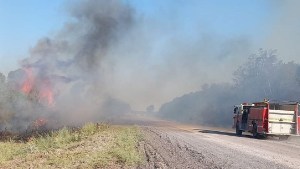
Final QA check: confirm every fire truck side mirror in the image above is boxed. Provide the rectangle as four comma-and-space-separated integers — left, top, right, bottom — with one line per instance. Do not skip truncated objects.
234, 107, 238, 114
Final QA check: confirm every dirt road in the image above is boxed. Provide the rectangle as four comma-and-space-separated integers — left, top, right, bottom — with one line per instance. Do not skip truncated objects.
136, 120, 300, 169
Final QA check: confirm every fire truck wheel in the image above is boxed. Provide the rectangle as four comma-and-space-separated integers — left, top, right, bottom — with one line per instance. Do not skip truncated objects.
252, 123, 258, 138
260, 134, 267, 139
236, 125, 242, 136
279, 135, 289, 140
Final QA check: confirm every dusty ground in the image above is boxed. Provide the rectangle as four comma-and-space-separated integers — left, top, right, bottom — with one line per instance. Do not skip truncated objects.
2, 116, 299, 168
135, 118, 300, 169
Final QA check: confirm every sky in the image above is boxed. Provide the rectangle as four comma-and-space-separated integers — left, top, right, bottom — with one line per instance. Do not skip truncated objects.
0, 0, 274, 75
131, 0, 272, 36
0, 0, 66, 74
1, 0, 300, 111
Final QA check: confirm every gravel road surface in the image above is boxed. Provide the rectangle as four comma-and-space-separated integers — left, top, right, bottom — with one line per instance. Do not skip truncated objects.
137, 121, 300, 169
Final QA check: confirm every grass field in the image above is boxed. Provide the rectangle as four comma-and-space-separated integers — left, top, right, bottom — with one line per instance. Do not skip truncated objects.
0, 123, 143, 168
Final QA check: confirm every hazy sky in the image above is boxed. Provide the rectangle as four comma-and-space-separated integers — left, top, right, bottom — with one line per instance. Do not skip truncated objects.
1, 0, 299, 110
0, 0, 274, 75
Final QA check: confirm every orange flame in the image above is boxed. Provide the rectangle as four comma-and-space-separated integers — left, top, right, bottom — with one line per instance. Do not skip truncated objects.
32, 118, 47, 128
21, 68, 34, 94
40, 80, 54, 106
21, 68, 54, 106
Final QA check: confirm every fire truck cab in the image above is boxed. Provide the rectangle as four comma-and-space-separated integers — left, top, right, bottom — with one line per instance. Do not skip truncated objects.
233, 101, 300, 139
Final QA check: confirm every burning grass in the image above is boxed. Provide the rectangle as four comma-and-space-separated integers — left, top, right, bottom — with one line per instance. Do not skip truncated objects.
0, 123, 143, 168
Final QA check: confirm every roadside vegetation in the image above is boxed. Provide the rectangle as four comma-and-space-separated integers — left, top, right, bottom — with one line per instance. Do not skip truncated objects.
0, 123, 143, 168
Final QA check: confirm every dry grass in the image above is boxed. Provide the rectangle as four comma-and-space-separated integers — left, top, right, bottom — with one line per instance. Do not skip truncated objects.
0, 123, 143, 168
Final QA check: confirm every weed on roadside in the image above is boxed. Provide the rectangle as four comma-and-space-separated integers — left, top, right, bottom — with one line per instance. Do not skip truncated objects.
0, 123, 143, 168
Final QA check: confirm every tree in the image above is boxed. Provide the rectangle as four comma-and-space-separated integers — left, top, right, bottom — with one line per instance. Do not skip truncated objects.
0, 72, 5, 84
233, 49, 300, 101
159, 49, 300, 127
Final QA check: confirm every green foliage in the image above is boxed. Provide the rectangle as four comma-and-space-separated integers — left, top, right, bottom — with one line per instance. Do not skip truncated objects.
81, 122, 98, 137
0, 141, 25, 164
108, 126, 143, 166
29, 127, 81, 152
0, 124, 143, 168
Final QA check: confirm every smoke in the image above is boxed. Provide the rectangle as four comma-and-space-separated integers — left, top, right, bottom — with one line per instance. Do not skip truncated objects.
1, 0, 299, 130
265, 0, 300, 62
158, 1, 300, 127
159, 49, 300, 127
0, 0, 135, 131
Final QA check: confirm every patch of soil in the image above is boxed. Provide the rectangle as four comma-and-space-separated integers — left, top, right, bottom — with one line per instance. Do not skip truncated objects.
137, 127, 220, 169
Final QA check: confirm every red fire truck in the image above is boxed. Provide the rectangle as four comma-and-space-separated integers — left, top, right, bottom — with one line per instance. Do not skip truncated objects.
233, 101, 300, 139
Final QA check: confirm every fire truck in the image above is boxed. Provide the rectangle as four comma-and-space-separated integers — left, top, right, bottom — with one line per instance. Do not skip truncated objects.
233, 100, 300, 139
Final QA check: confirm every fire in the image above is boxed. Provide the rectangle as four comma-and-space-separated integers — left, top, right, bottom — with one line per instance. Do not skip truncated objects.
21, 67, 55, 106
39, 80, 54, 106
32, 118, 47, 129
21, 68, 34, 94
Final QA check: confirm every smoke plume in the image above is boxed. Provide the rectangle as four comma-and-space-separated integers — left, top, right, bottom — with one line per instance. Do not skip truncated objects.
159, 49, 300, 127
265, 0, 300, 62
158, 1, 300, 127
0, 0, 135, 130
0, 0, 299, 130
